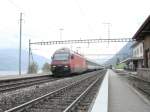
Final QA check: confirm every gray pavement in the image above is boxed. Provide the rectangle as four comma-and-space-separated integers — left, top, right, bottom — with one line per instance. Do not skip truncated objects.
108, 70, 150, 112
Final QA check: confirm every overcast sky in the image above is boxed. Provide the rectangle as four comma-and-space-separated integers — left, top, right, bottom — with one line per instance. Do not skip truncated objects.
0, 0, 150, 62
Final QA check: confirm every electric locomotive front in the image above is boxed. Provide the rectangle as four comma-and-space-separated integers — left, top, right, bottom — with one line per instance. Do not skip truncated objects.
51, 49, 71, 76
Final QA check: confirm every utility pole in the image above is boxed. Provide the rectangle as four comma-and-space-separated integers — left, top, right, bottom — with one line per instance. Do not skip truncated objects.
59, 28, 64, 41
103, 22, 111, 45
70, 45, 72, 50
28, 39, 31, 73
19, 12, 22, 75
76, 47, 81, 53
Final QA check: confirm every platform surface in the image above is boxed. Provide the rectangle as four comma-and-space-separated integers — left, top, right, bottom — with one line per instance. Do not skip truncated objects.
0, 73, 50, 81
108, 70, 150, 112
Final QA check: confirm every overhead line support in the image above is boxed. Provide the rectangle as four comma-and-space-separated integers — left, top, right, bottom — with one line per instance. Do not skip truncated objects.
30, 38, 135, 45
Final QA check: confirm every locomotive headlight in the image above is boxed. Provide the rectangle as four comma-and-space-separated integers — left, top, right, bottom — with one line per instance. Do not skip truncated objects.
64, 65, 68, 68
52, 65, 56, 68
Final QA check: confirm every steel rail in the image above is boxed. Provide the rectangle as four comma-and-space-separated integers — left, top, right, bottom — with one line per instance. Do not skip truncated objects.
137, 86, 150, 96
0, 78, 58, 93
63, 74, 103, 112
130, 75, 150, 83
0, 77, 50, 87
4, 73, 99, 112
0, 75, 51, 84
129, 75, 150, 97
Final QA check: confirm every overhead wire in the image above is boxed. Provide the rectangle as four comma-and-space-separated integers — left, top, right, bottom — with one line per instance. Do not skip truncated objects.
7, 0, 24, 12
74, 0, 96, 36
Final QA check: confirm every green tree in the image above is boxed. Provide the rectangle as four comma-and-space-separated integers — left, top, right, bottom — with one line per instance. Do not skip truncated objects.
28, 62, 38, 74
116, 58, 120, 65
42, 62, 51, 73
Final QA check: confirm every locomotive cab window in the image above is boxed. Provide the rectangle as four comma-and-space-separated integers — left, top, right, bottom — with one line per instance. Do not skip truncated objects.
53, 53, 69, 60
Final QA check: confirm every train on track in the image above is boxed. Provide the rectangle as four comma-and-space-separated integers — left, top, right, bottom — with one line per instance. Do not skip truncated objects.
51, 48, 103, 76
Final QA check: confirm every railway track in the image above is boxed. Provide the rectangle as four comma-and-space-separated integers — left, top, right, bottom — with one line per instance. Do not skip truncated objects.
0, 76, 60, 93
129, 75, 150, 97
4, 70, 105, 112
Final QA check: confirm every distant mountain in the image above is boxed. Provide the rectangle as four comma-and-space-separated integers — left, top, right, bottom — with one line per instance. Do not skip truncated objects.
0, 49, 50, 71
91, 58, 108, 65
104, 42, 133, 66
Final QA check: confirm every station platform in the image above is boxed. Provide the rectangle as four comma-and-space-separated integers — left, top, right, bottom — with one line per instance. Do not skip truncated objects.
90, 69, 108, 112
115, 69, 137, 75
0, 73, 50, 81
91, 69, 150, 112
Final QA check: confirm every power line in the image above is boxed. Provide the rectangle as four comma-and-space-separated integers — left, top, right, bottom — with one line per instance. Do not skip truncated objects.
74, 0, 95, 35
7, 0, 24, 12
84, 53, 129, 56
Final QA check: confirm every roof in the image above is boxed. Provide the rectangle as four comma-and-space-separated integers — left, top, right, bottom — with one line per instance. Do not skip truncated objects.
132, 15, 150, 40
120, 57, 143, 63
55, 48, 84, 57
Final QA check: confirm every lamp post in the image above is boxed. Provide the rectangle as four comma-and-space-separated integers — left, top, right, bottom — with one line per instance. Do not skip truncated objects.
59, 28, 64, 41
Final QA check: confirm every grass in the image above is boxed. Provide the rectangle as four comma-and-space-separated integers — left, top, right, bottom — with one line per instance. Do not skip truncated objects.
115, 63, 127, 69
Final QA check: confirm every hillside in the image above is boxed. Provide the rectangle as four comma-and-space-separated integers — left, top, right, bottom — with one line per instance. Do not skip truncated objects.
0, 49, 50, 71
104, 42, 133, 66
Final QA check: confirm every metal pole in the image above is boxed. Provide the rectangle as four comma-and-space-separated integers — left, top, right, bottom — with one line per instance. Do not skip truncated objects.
59, 28, 63, 41
19, 12, 22, 75
103, 22, 111, 45
28, 39, 31, 73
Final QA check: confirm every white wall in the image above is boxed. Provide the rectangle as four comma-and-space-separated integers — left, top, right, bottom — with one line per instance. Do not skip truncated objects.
133, 42, 143, 58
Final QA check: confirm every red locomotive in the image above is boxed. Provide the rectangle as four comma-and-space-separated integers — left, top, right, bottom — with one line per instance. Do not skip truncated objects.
51, 48, 101, 76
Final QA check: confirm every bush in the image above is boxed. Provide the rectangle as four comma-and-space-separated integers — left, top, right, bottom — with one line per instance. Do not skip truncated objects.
27, 62, 38, 74
115, 63, 127, 69
42, 62, 51, 73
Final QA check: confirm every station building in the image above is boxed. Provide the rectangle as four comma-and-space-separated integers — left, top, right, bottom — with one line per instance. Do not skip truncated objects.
131, 41, 144, 69
121, 15, 150, 73
131, 15, 150, 81
120, 41, 144, 71
132, 15, 150, 68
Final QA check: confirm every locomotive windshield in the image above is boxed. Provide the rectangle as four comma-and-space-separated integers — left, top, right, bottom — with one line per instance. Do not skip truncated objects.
53, 53, 69, 60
